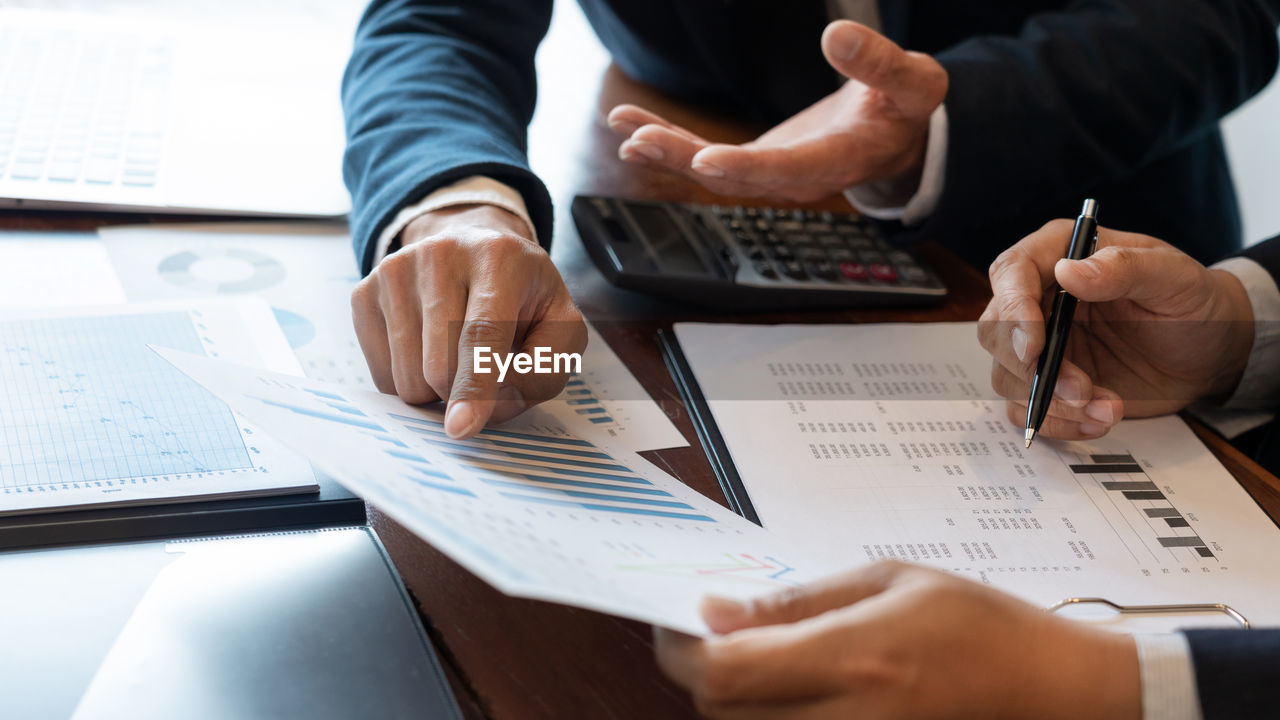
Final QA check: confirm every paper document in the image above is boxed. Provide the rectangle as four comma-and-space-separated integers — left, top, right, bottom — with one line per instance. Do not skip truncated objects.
0, 232, 126, 308
673, 322, 1280, 628
101, 223, 371, 388
0, 299, 316, 515
100, 223, 686, 451
157, 348, 819, 635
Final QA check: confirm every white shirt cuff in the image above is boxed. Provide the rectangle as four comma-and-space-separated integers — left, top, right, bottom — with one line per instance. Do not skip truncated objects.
370, 175, 538, 264
1135, 633, 1203, 720
1189, 257, 1280, 437
843, 103, 948, 226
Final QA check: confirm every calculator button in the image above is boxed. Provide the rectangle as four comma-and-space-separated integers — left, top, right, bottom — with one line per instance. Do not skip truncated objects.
804, 221, 831, 233
753, 261, 778, 279
900, 265, 929, 284
839, 262, 869, 281
860, 251, 888, 265
782, 261, 807, 280
828, 248, 855, 262
870, 263, 899, 283
796, 246, 827, 262
746, 245, 766, 261
769, 246, 795, 261
888, 250, 915, 265
817, 234, 843, 247
808, 261, 838, 280
773, 220, 804, 233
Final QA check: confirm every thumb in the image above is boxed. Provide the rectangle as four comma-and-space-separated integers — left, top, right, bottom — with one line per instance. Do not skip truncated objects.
1055, 246, 1214, 317
700, 561, 910, 634
821, 20, 947, 117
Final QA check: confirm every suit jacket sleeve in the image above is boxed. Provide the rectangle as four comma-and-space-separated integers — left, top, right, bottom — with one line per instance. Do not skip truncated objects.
341, 0, 555, 274
1184, 629, 1280, 719
921, 0, 1280, 256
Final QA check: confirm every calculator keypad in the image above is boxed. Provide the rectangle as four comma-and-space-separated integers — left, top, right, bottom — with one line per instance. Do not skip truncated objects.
704, 206, 938, 289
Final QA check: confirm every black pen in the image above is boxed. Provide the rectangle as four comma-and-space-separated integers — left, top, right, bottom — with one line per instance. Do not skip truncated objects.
1025, 199, 1099, 448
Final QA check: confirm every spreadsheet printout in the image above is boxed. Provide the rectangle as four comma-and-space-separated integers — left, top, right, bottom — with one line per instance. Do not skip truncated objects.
673, 322, 1280, 629
157, 347, 822, 636
0, 299, 315, 514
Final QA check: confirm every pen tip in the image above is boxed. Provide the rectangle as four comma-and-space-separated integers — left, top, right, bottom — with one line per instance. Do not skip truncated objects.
1024, 428, 1036, 448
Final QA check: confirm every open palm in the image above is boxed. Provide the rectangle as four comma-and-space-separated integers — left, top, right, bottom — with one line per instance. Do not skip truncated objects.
609, 21, 948, 203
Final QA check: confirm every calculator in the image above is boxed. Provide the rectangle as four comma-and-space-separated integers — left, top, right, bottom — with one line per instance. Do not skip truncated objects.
571, 195, 946, 310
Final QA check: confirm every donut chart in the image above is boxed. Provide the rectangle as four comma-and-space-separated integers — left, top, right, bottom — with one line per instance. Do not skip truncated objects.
157, 248, 286, 293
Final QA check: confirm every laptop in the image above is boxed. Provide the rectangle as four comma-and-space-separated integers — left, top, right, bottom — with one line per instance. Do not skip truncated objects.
0, 9, 352, 217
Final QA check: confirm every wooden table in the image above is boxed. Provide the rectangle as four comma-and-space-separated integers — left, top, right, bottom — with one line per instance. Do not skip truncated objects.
4, 16, 1278, 720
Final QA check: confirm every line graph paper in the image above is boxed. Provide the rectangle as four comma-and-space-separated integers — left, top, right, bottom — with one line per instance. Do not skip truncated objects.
0, 311, 252, 486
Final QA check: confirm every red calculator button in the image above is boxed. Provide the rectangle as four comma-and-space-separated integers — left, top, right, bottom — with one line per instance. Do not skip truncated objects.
839, 261, 868, 281
870, 263, 898, 283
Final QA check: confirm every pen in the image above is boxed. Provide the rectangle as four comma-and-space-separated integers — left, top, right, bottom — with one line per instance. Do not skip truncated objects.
1024, 199, 1099, 448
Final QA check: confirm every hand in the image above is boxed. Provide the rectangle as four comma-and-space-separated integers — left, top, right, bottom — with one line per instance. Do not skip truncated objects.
654, 561, 1139, 720
608, 21, 948, 203
351, 204, 587, 438
978, 221, 1254, 440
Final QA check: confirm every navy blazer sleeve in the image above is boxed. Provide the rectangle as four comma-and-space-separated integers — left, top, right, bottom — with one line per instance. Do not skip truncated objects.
923, 0, 1280, 256
341, 0, 555, 275
1184, 629, 1280, 719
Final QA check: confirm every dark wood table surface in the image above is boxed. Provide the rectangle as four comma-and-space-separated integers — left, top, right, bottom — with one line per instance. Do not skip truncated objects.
4, 34, 1279, 720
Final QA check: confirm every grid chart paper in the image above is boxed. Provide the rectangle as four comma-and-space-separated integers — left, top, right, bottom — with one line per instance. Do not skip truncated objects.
0, 300, 316, 515
0, 312, 250, 485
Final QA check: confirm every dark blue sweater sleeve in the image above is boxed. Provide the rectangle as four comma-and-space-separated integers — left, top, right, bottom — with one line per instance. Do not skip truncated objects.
341, 0, 555, 275
1184, 629, 1280, 719
922, 0, 1280, 250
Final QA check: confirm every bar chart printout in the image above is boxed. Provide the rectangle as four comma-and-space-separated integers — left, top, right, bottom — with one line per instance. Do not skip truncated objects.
158, 347, 823, 636
1064, 451, 1216, 560
0, 300, 315, 515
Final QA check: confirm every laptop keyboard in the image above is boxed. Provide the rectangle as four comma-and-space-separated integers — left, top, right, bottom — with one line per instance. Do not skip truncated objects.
0, 24, 170, 187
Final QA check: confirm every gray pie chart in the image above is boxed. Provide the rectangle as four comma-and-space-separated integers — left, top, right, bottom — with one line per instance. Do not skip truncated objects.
157, 248, 286, 293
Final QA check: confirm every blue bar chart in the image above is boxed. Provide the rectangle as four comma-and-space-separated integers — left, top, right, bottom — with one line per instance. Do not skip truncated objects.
390, 413, 714, 522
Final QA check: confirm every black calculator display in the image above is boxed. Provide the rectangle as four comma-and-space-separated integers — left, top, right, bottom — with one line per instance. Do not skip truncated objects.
571, 195, 946, 310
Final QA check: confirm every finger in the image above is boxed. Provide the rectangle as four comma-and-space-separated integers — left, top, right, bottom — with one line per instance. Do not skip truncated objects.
655, 619, 856, 705
446, 293, 519, 439
979, 220, 1079, 369
1005, 400, 1116, 440
992, 362, 1124, 427
487, 301, 589, 426
989, 355, 1098, 409
690, 140, 848, 195
620, 123, 706, 172
821, 20, 947, 116
620, 125, 766, 197
1055, 245, 1214, 317
377, 276, 438, 405
351, 278, 396, 395
700, 560, 910, 634
606, 104, 708, 142
419, 282, 466, 400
